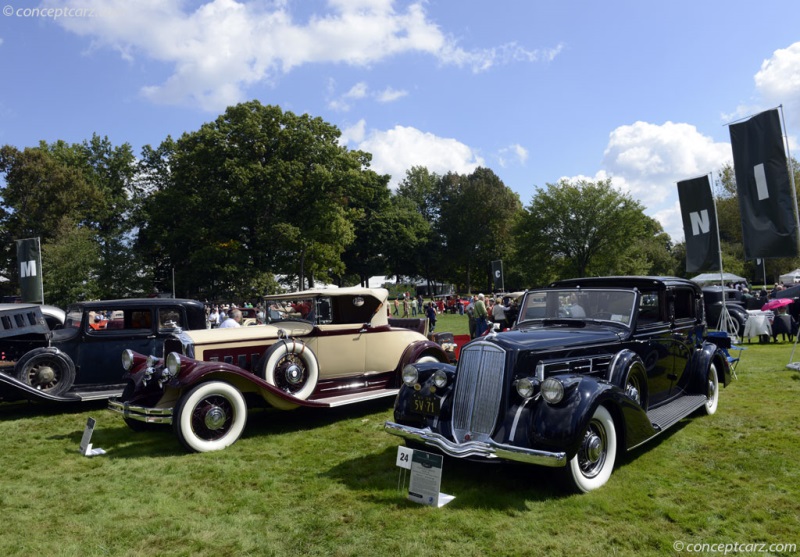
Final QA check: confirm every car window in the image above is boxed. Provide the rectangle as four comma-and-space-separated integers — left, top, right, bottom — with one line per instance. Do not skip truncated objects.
84, 308, 153, 333
158, 307, 183, 330
520, 288, 637, 326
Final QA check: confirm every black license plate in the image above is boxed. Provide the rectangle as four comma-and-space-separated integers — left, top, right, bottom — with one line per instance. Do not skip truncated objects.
411, 393, 440, 416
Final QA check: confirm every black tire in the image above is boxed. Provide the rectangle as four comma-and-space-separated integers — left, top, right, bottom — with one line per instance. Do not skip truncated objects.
257, 340, 319, 400
563, 405, 617, 493
173, 381, 248, 453
14, 350, 76, 396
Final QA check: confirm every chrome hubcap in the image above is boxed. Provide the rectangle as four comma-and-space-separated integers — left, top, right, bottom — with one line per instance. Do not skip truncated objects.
203, 405, 227, 430
35, 365, 56, 384
579, 421, 607, 478
585, 432, 603, 463
285, 363, 304, 385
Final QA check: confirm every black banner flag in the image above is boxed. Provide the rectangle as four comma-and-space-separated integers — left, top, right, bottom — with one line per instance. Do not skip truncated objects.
491, 260, 503, 291
15, 237, 43, 303
729, 108, 799, 259
677, 175, 720, 273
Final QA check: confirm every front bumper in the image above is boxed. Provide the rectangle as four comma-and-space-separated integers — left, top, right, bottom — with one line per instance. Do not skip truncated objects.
108, 398, 174, 425
384, 421, 567, 467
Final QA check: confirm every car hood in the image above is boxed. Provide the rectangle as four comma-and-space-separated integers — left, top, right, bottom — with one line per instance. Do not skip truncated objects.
477, 323, 625, 352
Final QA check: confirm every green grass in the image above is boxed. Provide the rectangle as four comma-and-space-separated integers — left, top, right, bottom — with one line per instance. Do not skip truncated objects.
1, 342, 799, 556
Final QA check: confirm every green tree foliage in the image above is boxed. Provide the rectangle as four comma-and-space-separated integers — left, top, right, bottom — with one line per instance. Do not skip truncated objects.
513, 179, 672, 285
0, 136, 140, 301
137, 101, 379, 298
41, 219, 101, 307
437, 168, 523, 293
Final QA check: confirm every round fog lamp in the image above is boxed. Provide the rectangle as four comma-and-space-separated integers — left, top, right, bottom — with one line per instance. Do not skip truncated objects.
146, 354, 159, 368
541, 377, 565, 404
515, 377, 535, 399
402, 365, 418, 387
433, 369, 448, 388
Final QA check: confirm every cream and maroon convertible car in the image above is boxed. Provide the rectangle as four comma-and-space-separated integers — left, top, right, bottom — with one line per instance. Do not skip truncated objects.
109, 287, 448, 452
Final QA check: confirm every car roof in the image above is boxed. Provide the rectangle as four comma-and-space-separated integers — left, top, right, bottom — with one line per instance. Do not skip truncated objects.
264, 287, 389, 304
549, 276, 700, 292
68, 298, 205, 309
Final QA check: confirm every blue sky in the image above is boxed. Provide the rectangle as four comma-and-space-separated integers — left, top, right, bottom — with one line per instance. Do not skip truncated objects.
1, 0, 800, 242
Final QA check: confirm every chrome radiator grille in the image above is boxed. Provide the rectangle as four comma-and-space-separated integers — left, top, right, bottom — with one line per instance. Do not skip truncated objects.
452, 342, 506, 443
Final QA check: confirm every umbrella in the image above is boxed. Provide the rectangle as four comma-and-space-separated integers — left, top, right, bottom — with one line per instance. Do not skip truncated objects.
762, 298, 793, 312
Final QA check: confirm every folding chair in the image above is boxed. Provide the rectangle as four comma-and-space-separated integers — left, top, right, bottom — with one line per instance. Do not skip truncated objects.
706, 331, 743, 379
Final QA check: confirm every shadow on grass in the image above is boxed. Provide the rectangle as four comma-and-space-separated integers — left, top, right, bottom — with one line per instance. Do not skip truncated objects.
322, 444, 569, 510
0, 398, 110, 421
56, 396, 399, 459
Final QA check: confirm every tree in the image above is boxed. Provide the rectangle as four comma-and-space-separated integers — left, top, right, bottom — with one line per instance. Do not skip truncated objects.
137, 101, 377, 298
437, 168, 522, 293
513, 179, 670, 284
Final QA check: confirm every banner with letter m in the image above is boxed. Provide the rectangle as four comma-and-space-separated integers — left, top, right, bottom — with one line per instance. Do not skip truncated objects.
15, 237, 43, 303
677, 176, 720, 273
729, 108, 799, 259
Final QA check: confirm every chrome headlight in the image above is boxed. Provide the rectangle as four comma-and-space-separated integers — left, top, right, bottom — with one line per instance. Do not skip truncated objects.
515, 377, 536, 399
164, 352, 182, 379
121, 349, 135, 371
541, 377, 565, 404
146, 354, 159, 369
433, 369, 448, 388
402, 364, 419, 386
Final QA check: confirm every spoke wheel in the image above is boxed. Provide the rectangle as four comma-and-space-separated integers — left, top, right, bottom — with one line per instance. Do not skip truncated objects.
14, 351, 75, 397
174, 381, 247, 453
259, 341, 319, 400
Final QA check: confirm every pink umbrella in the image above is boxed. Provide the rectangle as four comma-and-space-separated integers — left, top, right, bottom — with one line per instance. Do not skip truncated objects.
762, 298, 793, 312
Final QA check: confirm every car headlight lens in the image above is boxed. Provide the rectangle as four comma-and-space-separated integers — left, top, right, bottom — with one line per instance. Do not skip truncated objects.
433, 369, 448, 388
541, 377, 565, 404
165, 352, 182, 378
515, 377, 536, 399
121, 349, 134, 371
146, 354, 159, 369
402, 364, 418, 386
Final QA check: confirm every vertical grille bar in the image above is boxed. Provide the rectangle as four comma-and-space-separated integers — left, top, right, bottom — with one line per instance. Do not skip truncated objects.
452, 343, 506, 443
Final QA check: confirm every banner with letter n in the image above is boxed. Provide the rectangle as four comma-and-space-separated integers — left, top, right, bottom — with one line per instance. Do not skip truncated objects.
729, 108, 799, 259
491, 260, 503, 291
677, 175, 720, 273
15, 237, 44, 303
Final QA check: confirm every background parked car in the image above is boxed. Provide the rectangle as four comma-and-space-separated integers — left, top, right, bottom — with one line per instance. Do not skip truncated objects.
0, 299, 206, 403
701, 285, 749, 337
110, 287, 450, 452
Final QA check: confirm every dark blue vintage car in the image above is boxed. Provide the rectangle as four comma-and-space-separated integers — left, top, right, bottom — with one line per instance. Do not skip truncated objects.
0, 298, 206, 403
385, 276, 732, 492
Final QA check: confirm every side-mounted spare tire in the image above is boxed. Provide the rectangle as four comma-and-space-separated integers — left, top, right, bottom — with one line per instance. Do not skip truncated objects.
256, 339, 319, 400
14, 348, 76, 397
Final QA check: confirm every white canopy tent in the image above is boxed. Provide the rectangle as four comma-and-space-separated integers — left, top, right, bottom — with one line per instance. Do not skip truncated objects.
690, 272, 747, 285
778, 269, 800, 284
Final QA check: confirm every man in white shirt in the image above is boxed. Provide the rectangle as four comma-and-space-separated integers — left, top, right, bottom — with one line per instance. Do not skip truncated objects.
219, 309, 242, 328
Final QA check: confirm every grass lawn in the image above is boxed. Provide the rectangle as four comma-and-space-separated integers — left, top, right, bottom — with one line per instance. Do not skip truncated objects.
1, 337, 799, 556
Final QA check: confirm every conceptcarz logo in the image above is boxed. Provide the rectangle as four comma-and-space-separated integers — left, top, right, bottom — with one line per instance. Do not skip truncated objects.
20, 260, 37, 277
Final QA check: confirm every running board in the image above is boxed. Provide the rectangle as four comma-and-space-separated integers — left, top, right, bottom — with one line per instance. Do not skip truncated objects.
74, 389, 124, 402
310, 388, 399, 407
647, 394, 708, 432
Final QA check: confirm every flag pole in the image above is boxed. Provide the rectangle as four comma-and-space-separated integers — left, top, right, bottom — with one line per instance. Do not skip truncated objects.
711, 172, 737, 339
38, 237, 44, 305
778, 104, 800, 253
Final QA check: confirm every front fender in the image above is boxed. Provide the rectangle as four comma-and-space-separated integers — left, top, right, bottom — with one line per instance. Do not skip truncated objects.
397, 340, 450, 371
0, 371, 81, 403
527, 375, 655, 457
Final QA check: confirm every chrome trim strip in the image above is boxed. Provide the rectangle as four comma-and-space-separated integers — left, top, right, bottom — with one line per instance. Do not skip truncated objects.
385, 421, 566, 467
108, 399, 174, 424
508, 395, 535, 443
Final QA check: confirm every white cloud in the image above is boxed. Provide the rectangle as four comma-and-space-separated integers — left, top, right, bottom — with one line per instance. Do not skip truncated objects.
562, 122, 731, 242
45, 0, 559, 111
347, 124, 483, 187
376, 87, 408, 103
755, 42, 800, 102
339, 119, 366, 144
496, 143, 528, 168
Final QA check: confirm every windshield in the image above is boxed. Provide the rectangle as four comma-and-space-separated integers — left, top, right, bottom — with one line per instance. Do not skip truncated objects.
263, 297, 331, 325
518, 288, 637, 327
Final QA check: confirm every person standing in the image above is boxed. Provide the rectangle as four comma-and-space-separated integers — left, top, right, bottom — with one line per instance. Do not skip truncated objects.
207, 306, 220, 328
425, 302, 437, 333
492, 297, 510, 330
474, 294, 488, 336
